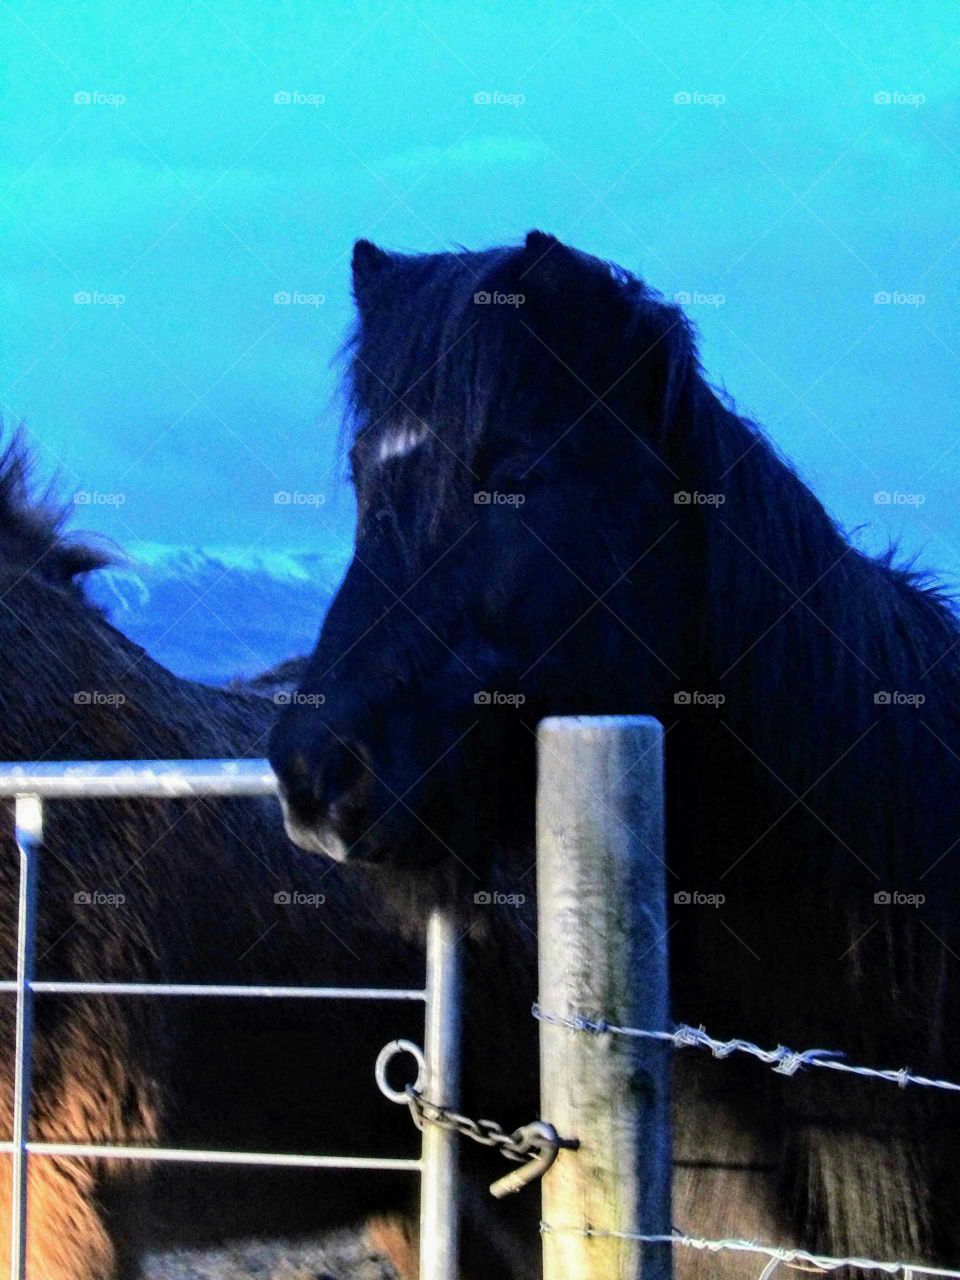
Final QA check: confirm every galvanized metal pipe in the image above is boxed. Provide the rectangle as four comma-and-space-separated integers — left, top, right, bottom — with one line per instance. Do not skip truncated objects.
0, 759, 276, 798
0, 1142, 420, 1171
419, 909, 462, 1280
10, 795, 42, 1280
0, 763, 462, 1279
0, 982, 425, 1000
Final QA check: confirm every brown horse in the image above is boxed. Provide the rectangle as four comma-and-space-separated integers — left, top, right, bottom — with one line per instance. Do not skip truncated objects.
0, 434, 438, 1278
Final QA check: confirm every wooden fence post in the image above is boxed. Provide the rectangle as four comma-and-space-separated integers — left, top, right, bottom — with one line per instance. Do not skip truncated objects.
537, 715, 672, 1280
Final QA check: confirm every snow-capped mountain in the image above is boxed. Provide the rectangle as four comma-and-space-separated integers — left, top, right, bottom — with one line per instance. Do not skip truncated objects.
88, 542, 351, 686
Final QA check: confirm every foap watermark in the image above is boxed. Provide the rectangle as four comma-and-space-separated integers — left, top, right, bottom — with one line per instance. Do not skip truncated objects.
873, 290, 925, 307
874, 690, 926, 707
874, 890, 925, 907
474, 489, 525, 506
273, 90, 325, 107
274, 290, 326, 307
74, 290, 125, 307
274, 490, 326, 506
473, 290, 525, 307
273, 691, 326, 707
673, 290, 725, 308
74, 890, 125, 906
473, 90, 525, 107
474, 890, 526, 906
874, 490, 925, 505
674, 691, 726, 707
74, 90, 125, 108
674, 890, 726, 907
74, 489, 126, 506
873, 90, 925, 108
474, 691, 526, 707
274, 890, 326, 906
674, 490, 725, 506
74, 690, 126, 707
674, 90, 725, 107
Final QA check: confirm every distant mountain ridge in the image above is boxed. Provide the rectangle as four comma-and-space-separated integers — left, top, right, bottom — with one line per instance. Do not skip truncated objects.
88, 542, 350, 686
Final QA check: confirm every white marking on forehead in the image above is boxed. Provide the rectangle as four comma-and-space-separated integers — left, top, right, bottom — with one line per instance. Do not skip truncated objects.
377, 422, 430, 464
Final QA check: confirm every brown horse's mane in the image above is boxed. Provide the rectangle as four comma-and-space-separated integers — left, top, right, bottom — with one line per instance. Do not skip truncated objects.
0, 428, 114, 586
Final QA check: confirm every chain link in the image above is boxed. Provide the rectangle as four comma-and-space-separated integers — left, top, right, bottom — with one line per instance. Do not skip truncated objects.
373, 1038, 577, 1196
403, 1086, 578, 1197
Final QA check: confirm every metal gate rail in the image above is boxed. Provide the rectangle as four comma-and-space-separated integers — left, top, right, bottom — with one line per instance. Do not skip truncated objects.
0, 759, 460, 1280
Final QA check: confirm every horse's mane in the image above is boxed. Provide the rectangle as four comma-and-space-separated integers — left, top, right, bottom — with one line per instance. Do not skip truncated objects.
655, 312, 960, 681
344, 235, 958, 631
344, 238, 960, 895
0, 428, 113, 584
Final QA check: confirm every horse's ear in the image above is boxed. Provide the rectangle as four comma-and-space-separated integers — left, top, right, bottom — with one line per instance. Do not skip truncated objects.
352, 239, 391, 301
523, 230, 561, 260
520, 230, 579, 290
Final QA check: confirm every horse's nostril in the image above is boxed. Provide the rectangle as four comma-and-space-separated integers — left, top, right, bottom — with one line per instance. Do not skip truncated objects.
276, 741, 371, 827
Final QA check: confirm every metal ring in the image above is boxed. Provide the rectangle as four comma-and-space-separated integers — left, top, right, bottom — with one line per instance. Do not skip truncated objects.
375, 1038, 426, 1104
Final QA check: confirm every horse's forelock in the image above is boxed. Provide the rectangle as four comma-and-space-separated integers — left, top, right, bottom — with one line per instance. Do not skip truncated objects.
342, 239, 712, 540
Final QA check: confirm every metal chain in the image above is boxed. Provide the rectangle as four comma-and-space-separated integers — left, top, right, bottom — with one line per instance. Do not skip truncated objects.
404, 1086, 579, 1197
373, 1038, 578, 1197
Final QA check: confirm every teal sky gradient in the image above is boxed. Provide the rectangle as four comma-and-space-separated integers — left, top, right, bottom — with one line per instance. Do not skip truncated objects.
2, 1, 959, 580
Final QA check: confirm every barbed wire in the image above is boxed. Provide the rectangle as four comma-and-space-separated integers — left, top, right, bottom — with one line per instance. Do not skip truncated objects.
532, 1004, 960, 1093
538, 1225, 960, 1278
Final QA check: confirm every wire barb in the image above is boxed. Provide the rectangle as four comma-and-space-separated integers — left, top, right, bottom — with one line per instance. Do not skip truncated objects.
538, 1226, 960, 1278
532, 1004, 960, 1094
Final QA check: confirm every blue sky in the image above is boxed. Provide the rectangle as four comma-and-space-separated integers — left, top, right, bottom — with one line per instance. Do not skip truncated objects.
2, 0, 959, 584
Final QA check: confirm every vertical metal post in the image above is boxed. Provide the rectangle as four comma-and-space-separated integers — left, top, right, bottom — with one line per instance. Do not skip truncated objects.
419, 909, 462, 1280
11, 795, 42, 1280
537, 716, 672, 1280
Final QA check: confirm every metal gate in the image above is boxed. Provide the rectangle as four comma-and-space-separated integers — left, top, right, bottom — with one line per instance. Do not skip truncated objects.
0, 759, 461, 1280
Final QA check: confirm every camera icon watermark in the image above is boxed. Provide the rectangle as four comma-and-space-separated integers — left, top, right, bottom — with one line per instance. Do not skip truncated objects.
474, 691, 526, 707
73, 290, 125, 307
473, 490, 525, 506
274, 889, 326, 906
73, 490, 126, 506
873, 90, 925, 107
273, 690, 326, 707
673, 290, 725, 308
673, 889, 725, 907
874, 690, 925, 707
873, 490, 925, 506
472, 90, 525, 107
74, 690, 126, 707
673, 90, 725, 107
273, 490, 326, 505
674, 490, 725, 506
273, 290, 325, 307
74, 889, 126, 906
273, 90, 325, 107
73, 90, 125, 108
874, 889, 925, 907
674, 690, 725, 707
473, 290, 525, 307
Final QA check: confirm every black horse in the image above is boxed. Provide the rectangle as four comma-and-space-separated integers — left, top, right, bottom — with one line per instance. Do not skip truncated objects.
270, 232, 960, 1275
